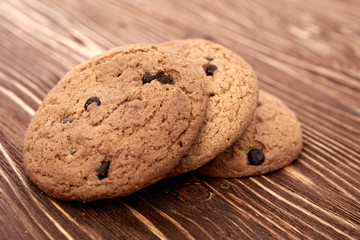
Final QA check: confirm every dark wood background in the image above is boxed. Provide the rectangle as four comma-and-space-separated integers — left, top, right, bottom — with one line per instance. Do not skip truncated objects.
1, 0, 359, 239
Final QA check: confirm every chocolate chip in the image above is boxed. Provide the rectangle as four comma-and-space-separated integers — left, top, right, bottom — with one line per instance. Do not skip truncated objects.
209, 93, 215, 97
84, 96, 101, 111
179, 141, 183, 147
206, 57, 214, 61
142, 72, 156, 84
62, 120, 73, 124
204, 64, 217, 76
156, 71, 174, 85
117, 73, 122, 77
247, 149, 265, 165
70, 148, 77, 155
97, 160, 111, 180
257, 103, 262, 107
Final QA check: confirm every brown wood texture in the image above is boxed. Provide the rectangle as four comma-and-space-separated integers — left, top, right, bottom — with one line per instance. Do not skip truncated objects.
1, 0, 359, 239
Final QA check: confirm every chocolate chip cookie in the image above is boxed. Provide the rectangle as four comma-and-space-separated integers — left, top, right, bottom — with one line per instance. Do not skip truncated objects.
197, 90, 302, 178
23, 44, 208, 201
160, 39, 259, 176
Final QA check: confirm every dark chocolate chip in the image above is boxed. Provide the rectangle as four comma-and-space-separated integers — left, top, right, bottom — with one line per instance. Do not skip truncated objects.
84, 96, 101, 111
62, 120, 73, 124
179, 141, 183, 147
97, 160, 111, 180
70, 148, 77, 155
247, 149, 265, 165
206, 57, 214, 61
209, 93, 215, 97
117, 73, 122, 77
156, 71, 174, 85
204, 64, 217, 76
142, 72, 156, 84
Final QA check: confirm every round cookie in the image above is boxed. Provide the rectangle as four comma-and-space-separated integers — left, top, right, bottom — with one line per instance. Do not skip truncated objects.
197, 90, 302, 178
160, 39, 259, 176
23, 44, 208, 202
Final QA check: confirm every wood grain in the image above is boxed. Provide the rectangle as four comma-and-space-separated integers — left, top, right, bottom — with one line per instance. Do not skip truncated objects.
1, 0, 359, 239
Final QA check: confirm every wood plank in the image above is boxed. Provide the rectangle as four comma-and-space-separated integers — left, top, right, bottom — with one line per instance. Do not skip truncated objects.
1, 0, 359, 239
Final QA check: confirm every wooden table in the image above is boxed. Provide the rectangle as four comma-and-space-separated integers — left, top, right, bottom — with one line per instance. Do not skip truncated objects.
1, 0, 359, 239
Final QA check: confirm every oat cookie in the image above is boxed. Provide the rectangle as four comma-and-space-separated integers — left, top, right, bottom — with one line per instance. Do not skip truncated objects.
160, 39, 259, 176
198, 90, 302, 178
23, 44, 207, 201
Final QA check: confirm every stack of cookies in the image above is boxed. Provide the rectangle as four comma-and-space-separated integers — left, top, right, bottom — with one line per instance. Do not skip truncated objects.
23, 39, 302, 202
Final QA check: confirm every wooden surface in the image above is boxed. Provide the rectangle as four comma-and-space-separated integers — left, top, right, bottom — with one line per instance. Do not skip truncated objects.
1, 0, 359, 239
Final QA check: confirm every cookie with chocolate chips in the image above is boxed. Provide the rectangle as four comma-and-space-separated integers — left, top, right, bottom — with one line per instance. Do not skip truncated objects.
197, 90, 303, 178
23, 44, 208, 201
160, 39, 259, 176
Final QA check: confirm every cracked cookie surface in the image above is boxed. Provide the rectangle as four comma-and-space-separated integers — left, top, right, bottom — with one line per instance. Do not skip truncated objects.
23, 44, 207, 201
197, 90, 303, 178
160, 39, 259, 176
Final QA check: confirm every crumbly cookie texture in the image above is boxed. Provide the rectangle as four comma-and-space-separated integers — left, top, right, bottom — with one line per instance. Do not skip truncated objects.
160, 39, 259, 176
23, 44, 208, 202
197, 90, 303, 178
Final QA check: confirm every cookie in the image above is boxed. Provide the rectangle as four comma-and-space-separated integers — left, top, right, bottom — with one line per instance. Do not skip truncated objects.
23, 44, 208, 201
160, 39, 259, 176
197, 90, 302, 178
